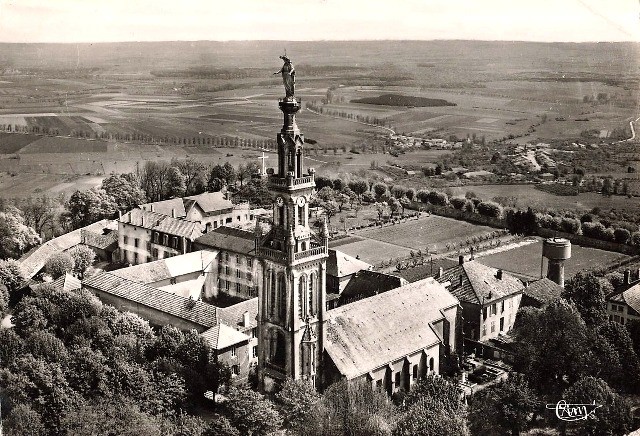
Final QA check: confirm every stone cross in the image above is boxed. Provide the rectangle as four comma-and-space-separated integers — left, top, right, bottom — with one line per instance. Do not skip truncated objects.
259, 151, 268, 175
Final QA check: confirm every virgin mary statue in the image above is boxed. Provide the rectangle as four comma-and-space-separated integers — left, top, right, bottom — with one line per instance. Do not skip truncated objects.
274, 55, 295, 99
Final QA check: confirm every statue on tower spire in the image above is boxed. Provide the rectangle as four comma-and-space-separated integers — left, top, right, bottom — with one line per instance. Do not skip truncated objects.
274, 54, 295, 99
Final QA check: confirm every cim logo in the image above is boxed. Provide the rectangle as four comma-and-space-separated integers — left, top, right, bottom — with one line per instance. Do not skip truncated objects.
546, 400, 602, 422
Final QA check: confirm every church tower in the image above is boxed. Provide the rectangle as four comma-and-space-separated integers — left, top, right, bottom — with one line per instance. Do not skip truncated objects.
256, 59, 328, 392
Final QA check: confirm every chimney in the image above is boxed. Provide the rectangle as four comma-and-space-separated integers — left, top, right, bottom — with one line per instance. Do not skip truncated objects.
624, 269, 631, 285
496, 269, 503, 280
242, 311, 251, 327
459, 274, 463, 287
437, 266, 444, 278
141, 215, 144, 227
459, 255, 464, 265
150, 204, 154, 212
172, 208, 176, 218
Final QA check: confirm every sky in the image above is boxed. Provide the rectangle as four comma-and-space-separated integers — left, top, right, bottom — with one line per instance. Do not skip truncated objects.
0, 0, 637, 43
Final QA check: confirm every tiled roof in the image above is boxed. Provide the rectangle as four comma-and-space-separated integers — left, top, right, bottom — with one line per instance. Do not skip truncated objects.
201, 323, 250, 350
395, 257, 459, 283
184, 192, 233, 215
140, 198, 186, 218
19, 219, 117, 279
218, 298, 258, 332
610, 283, 640, 314
340, 270, 407, 302
523, 278, 563, 305
83, 272, 218, 328
327, 249, 372, 278
436, 261, 524, 305
325, 277, 458, 379
110, 251, 217, 284
120, 209, 203, 240
81, 228, 118, 250
194, 226, 256, 255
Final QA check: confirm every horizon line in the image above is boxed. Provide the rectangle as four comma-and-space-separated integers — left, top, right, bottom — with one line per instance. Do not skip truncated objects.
0, 38, 637, 45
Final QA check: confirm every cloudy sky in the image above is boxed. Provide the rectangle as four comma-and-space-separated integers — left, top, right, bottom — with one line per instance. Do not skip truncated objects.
0, 0, 637, 43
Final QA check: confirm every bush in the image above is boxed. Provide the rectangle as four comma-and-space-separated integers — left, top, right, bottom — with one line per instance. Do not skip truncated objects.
477, 201, 502, 218
427, 190, 449, 206
361, 191, 375, 203
603, 227, 616, 242
560, 217, 581, 235
631, 231, 640, 247
416, 189, 430, 204
582, 221, 606, 239
614, 228, 631, 244
450, 197, 467, 210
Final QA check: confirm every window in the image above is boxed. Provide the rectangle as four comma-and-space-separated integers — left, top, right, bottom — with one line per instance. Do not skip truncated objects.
491, 303, 497, 315
252, 327, 258, 338
226, 218, 232, 224
236, 254, 240, 263
146, 256, 152, 263
491, 321, 495, 333
170, 277, 177, 285
395, 372, 401, 386
482, 323, 486, 337
298, 205, 305, 226
247, 272, 253, 282
237, 215, 241, 221
134, 253, 138, 263
483, 307, 487, 320
231, 346, 237, 357
214, 221, 218, 229
501, 300, 505, 313
123, 236, 129, 244
500, 317, 504, 331
153, 232, 159, 243
225, 252, 229, 262
236, 269, 241, 278
247, 258, 253, 268
225, 280, 230, 291
134, 238, 139, 248
232, 365, 239, 376
236, 283, 241, 293
376, 380, 383, 392
429, 357, 434, 372
225, 266, 230, 275
146, 242, 151, 251
412, 364, 418, 379
172, 237, 179, 249
152, 248, 159, 258
252, 346, 258, 358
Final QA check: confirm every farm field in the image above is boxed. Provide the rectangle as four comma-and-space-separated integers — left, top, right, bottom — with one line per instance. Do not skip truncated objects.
357, 214, 499, 252
477, 237, 632, 280
447, 184, 640, 214
328, 236, 410, 266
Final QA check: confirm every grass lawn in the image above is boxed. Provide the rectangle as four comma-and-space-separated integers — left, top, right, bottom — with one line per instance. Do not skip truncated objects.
477, 237, 632, 279
329, 237, 410, 266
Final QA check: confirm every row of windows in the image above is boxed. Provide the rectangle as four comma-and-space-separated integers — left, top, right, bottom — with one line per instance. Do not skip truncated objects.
482, 299, 512, 320
219, 266, 253, 281
217, 279, 257, 297
611, 304, 624, 313
221, 252, 253, 268
611, 314, 625, 325
375, 359, 435, 391
482, 316, 507, 336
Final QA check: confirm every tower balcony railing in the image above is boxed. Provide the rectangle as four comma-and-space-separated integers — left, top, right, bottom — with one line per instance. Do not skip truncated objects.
268, 174, 315, 189
293, 245, 327, 262
256, 247, 288, 263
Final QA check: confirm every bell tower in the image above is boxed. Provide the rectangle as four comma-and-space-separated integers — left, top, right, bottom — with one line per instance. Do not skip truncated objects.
257, 58, 328, 392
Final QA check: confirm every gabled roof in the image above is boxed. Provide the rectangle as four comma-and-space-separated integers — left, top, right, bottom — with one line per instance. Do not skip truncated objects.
201, 323, 250, 350
218, 298, 259, 332
523, 278, 563, 306
327, 249, 372, 278
140, 198, 186, 218
395, 257, 459, 283
110, 251, 217, 284
340, 270, 407, 303
610, 283, 640, 314
194, 226, 255, 255
184, 192, 233, 215
436, 261, 524, 306
120, 209, 203, 240
325, 277, 458, 379
83, 272, 217, 328
81, 228, 118, 251
19, 219, 117, 280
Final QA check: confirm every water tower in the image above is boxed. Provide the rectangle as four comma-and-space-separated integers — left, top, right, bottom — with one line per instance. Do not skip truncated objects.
542, 238, 571, 287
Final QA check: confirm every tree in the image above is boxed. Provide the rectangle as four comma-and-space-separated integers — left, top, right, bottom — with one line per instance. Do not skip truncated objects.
476, 201, 502, 218
0, 259, 25, 295
45, 252, 75, 279
68, 245, 96, 278
399, 197, 411, 215
203, 414, 240, 436
274, 378, 320, 433
0, 207, 41, 259
65, 188, 117, 229
597, 321, 640, 393
372, 182, 388, 199
173, 158, 207, 195
166, 166, 186, 199
18, 196, 60, 239
562, 270, 610, 327
468, 373, 538, 436
320, 200, 339, 224
3, 403, 46, 436
348, 179, 369, 201
315, 175, 333, 190
613, 227, 631, 244
101, 174, 147, 211
388, 198, 401, 217
222, 387, 282, 436
512, 300, 593, 395
561, 377, 632, 436
374, 202, 387, 221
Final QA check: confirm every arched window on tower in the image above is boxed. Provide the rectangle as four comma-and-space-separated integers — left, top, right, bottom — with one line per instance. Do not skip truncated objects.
298, 205, 305, 226
429, 357, 435, 373
278, 273, 287, 320
269, 270, 277, 318
298, 275, 307, 319
270, 329, 286, 368
309, 273, 316, 316
279, 205, 285, 227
